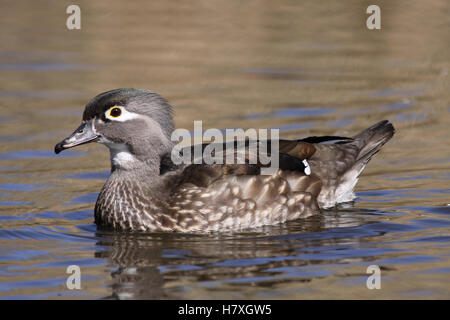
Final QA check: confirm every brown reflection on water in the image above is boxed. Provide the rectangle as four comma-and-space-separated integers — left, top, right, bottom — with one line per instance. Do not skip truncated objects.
0, 0, 449, 299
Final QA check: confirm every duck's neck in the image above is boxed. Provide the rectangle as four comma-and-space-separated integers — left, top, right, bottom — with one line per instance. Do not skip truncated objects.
108, 140, 174, 177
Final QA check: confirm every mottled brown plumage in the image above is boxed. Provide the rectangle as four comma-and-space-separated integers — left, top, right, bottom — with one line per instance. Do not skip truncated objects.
55, 88, 395, 233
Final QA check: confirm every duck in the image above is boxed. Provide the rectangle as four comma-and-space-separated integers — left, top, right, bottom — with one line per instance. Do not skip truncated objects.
55, 88, 395, 233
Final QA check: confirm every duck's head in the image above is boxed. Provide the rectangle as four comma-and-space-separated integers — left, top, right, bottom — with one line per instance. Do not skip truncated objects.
55, 88, 174, 173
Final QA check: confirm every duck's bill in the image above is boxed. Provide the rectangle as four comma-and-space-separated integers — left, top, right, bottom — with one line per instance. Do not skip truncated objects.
55, 122, 99, 154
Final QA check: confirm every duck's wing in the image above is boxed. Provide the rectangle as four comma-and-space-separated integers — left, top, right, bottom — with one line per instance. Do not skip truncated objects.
165, 163, 322, 232
159, 140, 322, 232
161, 121, 394, 221
161, 139, 317, 176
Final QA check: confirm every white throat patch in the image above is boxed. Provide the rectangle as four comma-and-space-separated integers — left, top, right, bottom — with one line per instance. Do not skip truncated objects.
108, 143, 137, 169
91, 120, 138, 169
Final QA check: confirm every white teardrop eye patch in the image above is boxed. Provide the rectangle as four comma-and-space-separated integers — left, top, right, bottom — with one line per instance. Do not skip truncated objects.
104, 106, 141, 122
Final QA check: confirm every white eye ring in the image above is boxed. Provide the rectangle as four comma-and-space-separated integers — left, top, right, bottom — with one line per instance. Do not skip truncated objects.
104, 106, 141, 122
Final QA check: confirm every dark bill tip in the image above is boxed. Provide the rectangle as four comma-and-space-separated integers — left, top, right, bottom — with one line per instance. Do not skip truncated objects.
55, 140, 68, 154
54, 141, 65, 154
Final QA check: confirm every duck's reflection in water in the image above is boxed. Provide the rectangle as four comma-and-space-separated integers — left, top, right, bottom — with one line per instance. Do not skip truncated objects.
95, 207, 382, 299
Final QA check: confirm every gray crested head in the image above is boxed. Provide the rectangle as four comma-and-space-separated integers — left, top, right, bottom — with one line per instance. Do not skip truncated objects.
55, 88, 175, 175
83, 88, 174, 139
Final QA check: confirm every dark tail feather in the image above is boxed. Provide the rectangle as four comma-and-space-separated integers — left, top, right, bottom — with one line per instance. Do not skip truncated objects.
353, 120, 395, 165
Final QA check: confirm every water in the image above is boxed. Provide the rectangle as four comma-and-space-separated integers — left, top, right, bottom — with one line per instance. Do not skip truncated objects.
0, 0, 449, 299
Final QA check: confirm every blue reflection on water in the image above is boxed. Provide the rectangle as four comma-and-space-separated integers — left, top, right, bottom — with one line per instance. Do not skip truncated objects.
0, 149, 83, 160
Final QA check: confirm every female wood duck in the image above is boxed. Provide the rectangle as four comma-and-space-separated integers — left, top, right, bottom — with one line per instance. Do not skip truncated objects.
55, 88, 394, 233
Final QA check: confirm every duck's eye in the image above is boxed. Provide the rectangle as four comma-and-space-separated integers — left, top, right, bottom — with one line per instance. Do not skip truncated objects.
105, 106, 139, 122
109, 107, 122, 118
